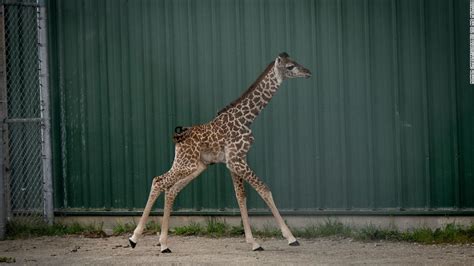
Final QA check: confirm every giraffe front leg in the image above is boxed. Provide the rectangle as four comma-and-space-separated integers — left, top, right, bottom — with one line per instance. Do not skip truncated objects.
129, 177, 161, 248
231, 172, 263, 251
260, 190, 299, 246
227, 159, 298, 246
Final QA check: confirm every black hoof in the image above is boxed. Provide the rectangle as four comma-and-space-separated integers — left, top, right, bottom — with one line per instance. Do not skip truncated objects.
129, 238, 137, 249
253, 246, 264, 251
161, 248, 172, 253
289, 240, 300, 246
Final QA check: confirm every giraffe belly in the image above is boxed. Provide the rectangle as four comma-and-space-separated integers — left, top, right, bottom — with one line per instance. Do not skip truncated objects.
200, 150, 226, 164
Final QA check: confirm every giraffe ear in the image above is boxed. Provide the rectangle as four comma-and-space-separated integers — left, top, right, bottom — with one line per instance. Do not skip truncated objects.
276, 52, 289, 65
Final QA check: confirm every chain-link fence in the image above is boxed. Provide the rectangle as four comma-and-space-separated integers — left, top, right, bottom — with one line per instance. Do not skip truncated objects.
0, 0, 52, 233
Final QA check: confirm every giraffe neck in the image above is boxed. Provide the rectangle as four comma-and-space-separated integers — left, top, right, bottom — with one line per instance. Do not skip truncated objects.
217, 63, 282, 126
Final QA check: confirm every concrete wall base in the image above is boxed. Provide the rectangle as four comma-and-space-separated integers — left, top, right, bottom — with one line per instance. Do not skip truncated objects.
55, 215, 474, 236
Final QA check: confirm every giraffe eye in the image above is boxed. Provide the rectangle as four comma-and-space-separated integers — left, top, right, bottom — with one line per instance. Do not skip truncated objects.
286, 65, 295, 70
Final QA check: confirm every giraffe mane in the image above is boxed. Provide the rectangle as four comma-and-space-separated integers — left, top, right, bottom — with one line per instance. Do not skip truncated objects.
217, 61, 275, 115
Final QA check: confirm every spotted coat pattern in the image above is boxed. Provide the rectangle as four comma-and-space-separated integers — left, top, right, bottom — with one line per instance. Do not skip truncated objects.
130, 53, 312, 252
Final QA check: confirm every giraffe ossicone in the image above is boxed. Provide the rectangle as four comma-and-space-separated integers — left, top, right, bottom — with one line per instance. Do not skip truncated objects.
129, 52, 312, 252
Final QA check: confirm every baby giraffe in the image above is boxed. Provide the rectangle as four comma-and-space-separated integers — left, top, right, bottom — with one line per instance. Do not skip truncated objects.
129, 52, 312, 252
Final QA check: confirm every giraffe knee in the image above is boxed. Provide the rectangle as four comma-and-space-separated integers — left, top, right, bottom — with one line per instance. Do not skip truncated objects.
255, 183, 271, 198
166, 191, 177, 200
152, 176, 168, 192
154, 169, 186, 191
226, 161, 247, 176
235, 188, 246, 199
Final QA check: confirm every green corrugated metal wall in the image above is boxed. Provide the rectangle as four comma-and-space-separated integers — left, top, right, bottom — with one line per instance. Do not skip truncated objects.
47, 0, 473, 213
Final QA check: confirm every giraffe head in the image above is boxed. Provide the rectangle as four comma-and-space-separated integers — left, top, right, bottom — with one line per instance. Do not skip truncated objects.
274, 52, 312, 81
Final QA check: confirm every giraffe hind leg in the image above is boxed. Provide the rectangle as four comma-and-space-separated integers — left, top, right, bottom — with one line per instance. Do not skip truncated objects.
129, 175, 163, 247
129, 138, 202, 248
159, 163, 207, 253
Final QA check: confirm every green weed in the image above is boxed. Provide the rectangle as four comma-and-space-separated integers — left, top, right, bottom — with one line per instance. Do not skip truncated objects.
354, 224, 401, 241
229, 225, 245, 236
206, 218, 229, 237
112, 222, 135, 235
112, 220, 160, 236
6, 218, 474, 245
145, 220, 161, 234
290, 219, 353, 239
173, 222, 204, 236
352, 223, 474, 244
400, 223, 474, 244
0, 256, 15, 263
254, 224, 281, 238
6, 221, 105, 239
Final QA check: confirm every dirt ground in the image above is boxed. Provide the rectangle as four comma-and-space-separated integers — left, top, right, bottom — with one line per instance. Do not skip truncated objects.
1, 235, 473, 265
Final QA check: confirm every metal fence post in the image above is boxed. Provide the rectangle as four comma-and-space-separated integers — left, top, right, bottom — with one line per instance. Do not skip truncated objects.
38, 1, 53, 225
1, 0, 51, 225
0, 4, 7, 240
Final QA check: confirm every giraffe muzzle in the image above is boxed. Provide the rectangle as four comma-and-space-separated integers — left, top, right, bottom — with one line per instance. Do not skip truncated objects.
303, 70, 312, 79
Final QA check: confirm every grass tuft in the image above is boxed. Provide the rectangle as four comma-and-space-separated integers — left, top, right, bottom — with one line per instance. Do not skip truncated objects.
0, 256, 16, 263
397, 223, 474, 244
6, 218, 474, 245
229, 225, 245, 236
172, 219, 244, 237
294, 220, 352, 238
112, 220, 160, 236
352, 223, 474, 244
206, 218, 229, 237
6, 221, 105, 239
145, 220, 161, 235
112, 222, 135, 236
354, 224, 401, 241
173, 222, 204, 236
254, 225, 281, 238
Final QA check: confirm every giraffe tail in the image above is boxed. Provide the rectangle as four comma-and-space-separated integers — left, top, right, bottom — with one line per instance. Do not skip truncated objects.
172, 126, 191, 143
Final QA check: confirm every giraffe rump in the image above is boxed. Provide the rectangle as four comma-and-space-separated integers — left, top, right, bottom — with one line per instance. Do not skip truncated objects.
172, 126, 191, 143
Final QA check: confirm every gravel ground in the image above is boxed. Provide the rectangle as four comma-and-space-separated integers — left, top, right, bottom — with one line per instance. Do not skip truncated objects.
1, 235, 473, 265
